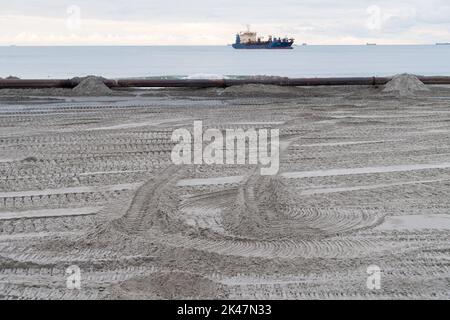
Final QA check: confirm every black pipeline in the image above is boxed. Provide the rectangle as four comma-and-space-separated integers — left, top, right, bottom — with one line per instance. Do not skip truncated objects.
1, 76, 450, 89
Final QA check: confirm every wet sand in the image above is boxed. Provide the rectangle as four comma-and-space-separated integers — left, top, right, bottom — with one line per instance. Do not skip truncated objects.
0, 84, 449, 299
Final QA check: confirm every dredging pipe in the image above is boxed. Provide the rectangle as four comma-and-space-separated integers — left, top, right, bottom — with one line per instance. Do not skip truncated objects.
1, 76, 450, 89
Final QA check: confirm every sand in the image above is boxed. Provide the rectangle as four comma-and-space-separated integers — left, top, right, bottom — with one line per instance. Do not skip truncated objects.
281, 162, 450, 178
176, 176, 244, 187
0, 207, 102, 220
72, 76, 113, 96
218, 84, 304, 97
113, 271, 229, 299
383, 73, 430, 96
0, 83, 449, 300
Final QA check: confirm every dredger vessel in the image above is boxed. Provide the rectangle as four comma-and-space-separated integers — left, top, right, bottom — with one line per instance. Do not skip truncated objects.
232, 28, 294, 49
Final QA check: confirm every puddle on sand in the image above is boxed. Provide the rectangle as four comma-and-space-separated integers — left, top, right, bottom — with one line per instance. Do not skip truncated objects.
281, 162, 450, 179
376, 214, 450, 231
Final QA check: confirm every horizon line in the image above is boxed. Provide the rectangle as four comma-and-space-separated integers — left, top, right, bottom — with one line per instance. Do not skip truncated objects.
1, 43, 447, 47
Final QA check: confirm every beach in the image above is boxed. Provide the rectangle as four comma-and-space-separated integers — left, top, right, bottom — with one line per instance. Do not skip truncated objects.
0, 80, 449, 299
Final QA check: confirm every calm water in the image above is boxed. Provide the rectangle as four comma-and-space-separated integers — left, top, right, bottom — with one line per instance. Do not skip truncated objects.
1, 45, 449, 79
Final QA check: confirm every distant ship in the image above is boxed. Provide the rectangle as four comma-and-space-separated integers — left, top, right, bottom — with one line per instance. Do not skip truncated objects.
232, 28, 294, 49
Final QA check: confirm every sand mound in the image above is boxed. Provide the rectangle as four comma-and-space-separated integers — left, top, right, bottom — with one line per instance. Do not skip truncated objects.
72, 76, 112, 96
113, 271, 228, 299
0, 76, 20, 80
383, 74, 429, 96
220, 84, 301, 97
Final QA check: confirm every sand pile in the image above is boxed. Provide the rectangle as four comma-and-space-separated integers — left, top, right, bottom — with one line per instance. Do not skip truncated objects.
383, 74, 429, 96
72, 76, 112, 96
219, 84, 302, 97
113, 272, 228, 299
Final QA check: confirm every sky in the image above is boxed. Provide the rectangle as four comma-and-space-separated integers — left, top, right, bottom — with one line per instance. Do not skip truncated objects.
0, 0, 449, 45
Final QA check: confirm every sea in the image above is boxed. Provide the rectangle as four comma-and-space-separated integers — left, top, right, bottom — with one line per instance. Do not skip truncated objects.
1, 45, 449, 79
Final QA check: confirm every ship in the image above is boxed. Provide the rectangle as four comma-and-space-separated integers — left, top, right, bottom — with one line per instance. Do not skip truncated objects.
232, 28, 294, 49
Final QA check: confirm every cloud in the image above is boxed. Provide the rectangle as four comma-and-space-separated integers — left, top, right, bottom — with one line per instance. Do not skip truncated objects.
0, 0, 449, 45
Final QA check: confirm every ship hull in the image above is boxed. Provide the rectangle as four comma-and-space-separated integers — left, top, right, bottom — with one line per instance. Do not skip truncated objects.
232, 41, 294, 49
